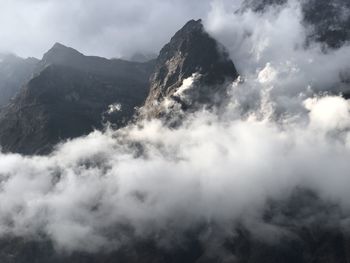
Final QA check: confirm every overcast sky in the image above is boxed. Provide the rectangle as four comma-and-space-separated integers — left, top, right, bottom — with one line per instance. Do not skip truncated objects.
0, 0, 241, 59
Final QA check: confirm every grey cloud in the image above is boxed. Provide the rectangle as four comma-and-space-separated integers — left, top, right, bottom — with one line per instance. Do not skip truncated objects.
0, 0, 216, 58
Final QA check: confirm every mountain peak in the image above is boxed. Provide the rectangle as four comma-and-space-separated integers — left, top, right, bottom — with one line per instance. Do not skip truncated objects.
52, 42, 68, 49
176, 19, 203, 32
45, 42, 81, 54
169, 19, 205, 46
42, 42, 83, 65
143, 19, 238, 118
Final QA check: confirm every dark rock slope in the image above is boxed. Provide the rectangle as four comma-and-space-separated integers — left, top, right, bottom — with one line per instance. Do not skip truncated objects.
0, 43, 155, 155
0, 53, 39, 106
143, 19, 238, 118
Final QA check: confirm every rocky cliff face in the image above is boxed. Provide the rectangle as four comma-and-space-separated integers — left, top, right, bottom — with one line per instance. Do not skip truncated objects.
0, 44, 155, 155
143, 19, 239, 118
0, 53, 39, 106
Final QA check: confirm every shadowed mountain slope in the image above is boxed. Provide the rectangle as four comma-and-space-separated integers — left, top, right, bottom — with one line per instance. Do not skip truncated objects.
0, 44, 155, 155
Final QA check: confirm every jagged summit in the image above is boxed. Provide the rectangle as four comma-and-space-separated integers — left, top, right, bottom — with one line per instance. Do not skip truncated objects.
45, 42, 81, 53
41, 42, 85, 67
144, 19, 238, 117
172, 19, 203, 37
52, 42, 69, 49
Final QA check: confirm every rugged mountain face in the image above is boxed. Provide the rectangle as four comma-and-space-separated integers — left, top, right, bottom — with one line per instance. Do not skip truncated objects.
0, 53, 39, 106
0, 44, 155, 155
242, 0, 350, 48
143, 19, 239, 118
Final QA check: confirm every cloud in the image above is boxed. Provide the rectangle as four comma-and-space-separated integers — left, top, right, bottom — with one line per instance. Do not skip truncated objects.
0, 0, 215, 58
1, 0, 350, 258
1, 91, 350, 253
205, 0, 350, 117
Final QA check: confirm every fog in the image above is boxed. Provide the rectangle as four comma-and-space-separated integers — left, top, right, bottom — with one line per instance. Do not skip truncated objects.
1, 0, 350, 256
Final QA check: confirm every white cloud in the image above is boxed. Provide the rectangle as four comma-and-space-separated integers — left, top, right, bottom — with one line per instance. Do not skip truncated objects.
0, 89, 350, 252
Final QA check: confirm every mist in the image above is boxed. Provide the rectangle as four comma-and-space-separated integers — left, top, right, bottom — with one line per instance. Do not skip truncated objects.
1, 0, 350, 258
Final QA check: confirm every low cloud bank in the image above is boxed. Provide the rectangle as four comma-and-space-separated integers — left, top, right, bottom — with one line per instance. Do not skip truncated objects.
1, 89, 350, 252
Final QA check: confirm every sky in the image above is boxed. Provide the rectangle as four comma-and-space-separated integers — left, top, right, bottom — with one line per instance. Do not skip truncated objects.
0, 0, 236, 59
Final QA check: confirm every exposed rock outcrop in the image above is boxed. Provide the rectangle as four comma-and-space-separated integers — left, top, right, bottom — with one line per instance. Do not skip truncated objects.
143, 19, 239, 118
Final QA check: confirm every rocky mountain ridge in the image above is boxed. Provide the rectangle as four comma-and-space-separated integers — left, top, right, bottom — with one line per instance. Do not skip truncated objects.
0, 44, 155, 154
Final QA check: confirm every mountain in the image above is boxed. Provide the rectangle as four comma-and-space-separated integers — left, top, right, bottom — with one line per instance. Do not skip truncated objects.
242, 0, 350, 48
39, 43, 155, 80
0, 43, 155, 155
143, 19, 239, 118
0, 53, 39, 106
0, 19, 349, 263
0, 19, 239, 154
